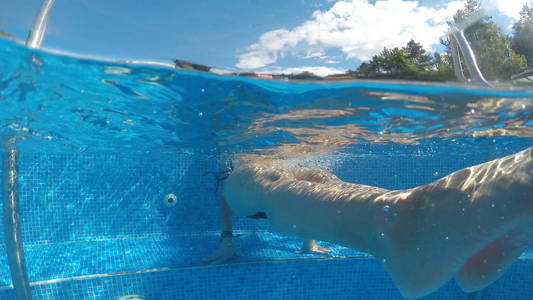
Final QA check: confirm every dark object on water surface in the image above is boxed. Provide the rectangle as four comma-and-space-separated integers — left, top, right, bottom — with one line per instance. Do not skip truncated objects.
173, 59, 211, 72
247, 212, 268, 219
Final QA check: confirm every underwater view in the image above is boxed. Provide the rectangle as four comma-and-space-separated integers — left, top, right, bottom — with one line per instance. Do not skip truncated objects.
1, 0, 533, 299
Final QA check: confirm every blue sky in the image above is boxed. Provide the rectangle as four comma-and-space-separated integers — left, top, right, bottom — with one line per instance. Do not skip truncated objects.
0, 0, 530, 75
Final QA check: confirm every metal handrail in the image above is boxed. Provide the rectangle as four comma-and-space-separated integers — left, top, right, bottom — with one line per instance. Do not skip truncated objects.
26, 0, 55, 49
449, 35, 466, 82
449, 28, 491, 87
2, 142, 32, 300
448, 9, 492, 87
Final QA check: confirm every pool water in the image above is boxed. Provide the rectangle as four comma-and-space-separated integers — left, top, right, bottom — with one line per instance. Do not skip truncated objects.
0, 37, 533, 299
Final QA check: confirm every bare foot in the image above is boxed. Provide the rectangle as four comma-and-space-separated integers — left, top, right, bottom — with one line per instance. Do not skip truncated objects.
296, 240, 332, 255
205, 237, 242, 264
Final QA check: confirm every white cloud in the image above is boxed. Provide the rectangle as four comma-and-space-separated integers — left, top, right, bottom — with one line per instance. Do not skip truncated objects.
303, 48, 327, 59
236, 0, 465, 69
484, 0, 531, 20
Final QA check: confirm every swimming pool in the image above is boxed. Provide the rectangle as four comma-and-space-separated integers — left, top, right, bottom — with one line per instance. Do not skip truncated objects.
1, 37, 533, 299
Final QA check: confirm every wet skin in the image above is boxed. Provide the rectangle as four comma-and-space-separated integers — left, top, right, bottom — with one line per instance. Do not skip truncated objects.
209, 147, 533, 299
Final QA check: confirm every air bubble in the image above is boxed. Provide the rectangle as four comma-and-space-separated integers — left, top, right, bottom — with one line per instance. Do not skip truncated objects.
433, 171, 439, 177
198, 112, 203, 117
470, 108, 476, 114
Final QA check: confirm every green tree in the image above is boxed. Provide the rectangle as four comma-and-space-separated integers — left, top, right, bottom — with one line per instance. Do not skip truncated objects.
453, 0, 485, 26
405, 40, 433, 71
364, 40, 433, 78
355, 62, 375, 78
431, 51, 455, 80
290, 71, 322, 80
512, 4, 533, 67
355, 39, 456, 81
452, 0, 527, 80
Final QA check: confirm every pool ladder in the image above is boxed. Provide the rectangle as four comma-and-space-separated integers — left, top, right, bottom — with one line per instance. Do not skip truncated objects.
2, 2, 56, 299
447, 11, 492, 87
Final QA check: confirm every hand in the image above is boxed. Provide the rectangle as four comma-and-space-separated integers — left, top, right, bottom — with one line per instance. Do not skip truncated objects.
296, 240, 332, 255
205, 237, 241, 264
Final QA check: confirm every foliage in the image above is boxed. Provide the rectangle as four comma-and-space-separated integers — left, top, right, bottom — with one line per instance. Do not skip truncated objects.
452, 0, 527, 80
512, 4, 533, 67
355, 40, 455, 81
453, 0, 486, 25
356, 62, 375, 78
468, 22, 527, 80
290, 71, 323, 80
431, 51, 455, 80
518, 2, 533, 22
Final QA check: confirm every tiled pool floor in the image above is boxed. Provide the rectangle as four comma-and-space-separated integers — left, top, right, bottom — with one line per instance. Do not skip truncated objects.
0, 233, 532, 299
1, 232, 366, 285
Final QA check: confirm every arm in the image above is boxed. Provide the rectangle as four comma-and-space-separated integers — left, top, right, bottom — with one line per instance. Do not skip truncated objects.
205, 196, 241, 263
